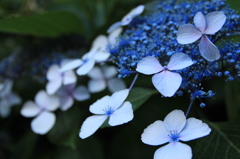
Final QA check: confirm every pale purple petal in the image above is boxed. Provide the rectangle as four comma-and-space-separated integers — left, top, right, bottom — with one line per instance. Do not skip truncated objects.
164, 110, 186, 133
88, 79, 106, 93
194, 11, 206, 32
31, 111, 56, 135
177, 24, 202, 44
152, 71, 182, 97
180, 118, 211, 141
60, 59, 83, 72
121, 5, 145, 25
76, 58, 95, 75
108, 27, 122, 46
63, 70, 77, 85
47, 64, 61, 81
73, 86, 90, 101
205, 11, 226, 34
21, 101, 41, 117
107, 21, 122, 34
108, 101, 133, 126
141, 120, 170, 146
108, 78, 126, 93
154, 142, 192, 159
167, 53, 194, 70
79, 115, 108, 139
59, 96, 74, 111
46, 80, 62, 95
108, 89, 129, 110
136, 56, 163, 75
199, 35, 220, 61
89, 95, 110, 114
102, 66, 117, 79
87, 67, 104, 79
35, 90, 59, 111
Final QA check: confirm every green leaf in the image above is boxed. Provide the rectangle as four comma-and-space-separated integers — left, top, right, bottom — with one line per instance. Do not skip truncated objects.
193, 121, 240, 158
0, 11, 83, 37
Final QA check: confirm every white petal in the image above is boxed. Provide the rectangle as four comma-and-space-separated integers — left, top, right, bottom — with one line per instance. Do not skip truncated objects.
121, 5, 145, 25
21, 101, 41, 117
76, 58, 95, 75
87, 67, 104, 79
88, 79, 106, 93
180, 118, 211, 141
204, 11, 226, 34
63, 70, 77, 85
46, 80, 62, 95
194, 11, 206, 32
91, 35, 108, 51
136, 56, 163, 75
46, 64, 61, 81
108, 78, 126, 93
199, 35, 220, 61
141, 120, 170, 146
108, 89, 129, 110
177, 24, 202, 44
107, 21, 122, 34
164, 110, 186, 133
94, 52, 110, 62
108, 101, 133, 126
31, 111, 56, 135
60, 59, 83, 72
102, 66, 117, 79
152, 71, 182, 97
154, 142, 192, 159
59, 96, 74, 111
79, 115, 108, 139
0, 100, 11, 118
73, 86, 90, 101
89, 95, 110, 114
108, 27, 123, 46
35, 90, 59, 111
167, 53, 194, 70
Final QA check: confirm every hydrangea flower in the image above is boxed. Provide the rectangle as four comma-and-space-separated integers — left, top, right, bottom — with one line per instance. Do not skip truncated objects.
177, 11, 226, 61
0, 80, 21, 118
141, 110, 211, 159
87, 66, 126, 93
60, 35, 109, 75
20, 90, 59, 135
107, 5, 145, 33
56, 84, 90, 111
79, 89, 133, 139
136, 53, 194, 97
46, 61, 77, 95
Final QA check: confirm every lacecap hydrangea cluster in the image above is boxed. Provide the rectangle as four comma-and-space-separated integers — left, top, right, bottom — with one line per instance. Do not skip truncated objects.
109, 0, 240, 99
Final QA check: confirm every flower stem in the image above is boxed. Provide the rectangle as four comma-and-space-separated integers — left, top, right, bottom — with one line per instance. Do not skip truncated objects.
185, 98, 195, 118
129, 73, 139, 91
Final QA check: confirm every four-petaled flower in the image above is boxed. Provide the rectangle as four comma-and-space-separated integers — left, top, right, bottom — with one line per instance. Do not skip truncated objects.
177, 11, 226, 61
20, 90, 59, 135
141, 109, 211, 159
79, 89, 133, 139
136, 53, 194, 97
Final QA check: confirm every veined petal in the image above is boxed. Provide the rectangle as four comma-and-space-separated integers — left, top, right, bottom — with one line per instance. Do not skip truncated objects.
164, 110, 186, 133
205, 11, 226, 34
87, 67, 104, 79
102, 66, 117, 79
136, 56, 163, 75
31, 111, 56, 135
194, 11, 206, 32
199, 35, 220, 61
76, 58, 95, 75
180, 118, 211, 141
141, 120, 170, 146
59, 96, 74, 111
121, 5, 145, 25
89, 95, 110, 114
60, 59, 83, 72
108, 89, 129, 110
63, 70, 77, 85
47, 64, 61, 81
73, 86, 90, 101
152, 71, 182, 97
167, 53, 194, 70
108, 78, 126, 93
154, 142, 192, 159
108, 27, 123, 46
88, 79, 106, 93
107, 21, 123, 34
21, 101, 41, 117
46, 80, 62, 95
108, 101, 133, 126
79, 115, 108, 139
35, 90, 59, 111
177, 24, 202, 44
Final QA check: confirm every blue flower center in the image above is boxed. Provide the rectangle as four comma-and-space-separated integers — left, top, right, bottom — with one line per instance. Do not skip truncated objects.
104, 107, 114, 116
168, 130, 180, 142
